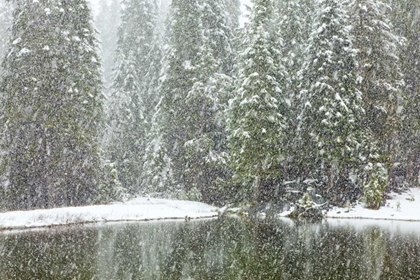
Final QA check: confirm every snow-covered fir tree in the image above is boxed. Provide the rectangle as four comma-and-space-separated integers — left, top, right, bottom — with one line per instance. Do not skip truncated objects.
348, 0, 404, 189
148, 0, 236, 202
152, 0, 205, 197
225, 0, 241, 31
180, 0, 235, 204
141, 99, 174, 195
139, 2, 167, 196
104, 0, 158, 195
274, 0, 314, 64
184, 37, 234, 204
0, 0, 104, 210
390, 0, 420, 188
272, 0, 310, 182
201, 0, 235, 74
298, 0, 378, 204
227, 0, 286, 203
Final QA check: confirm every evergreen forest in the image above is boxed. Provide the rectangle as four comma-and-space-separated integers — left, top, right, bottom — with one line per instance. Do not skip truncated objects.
0, 0, 420, 215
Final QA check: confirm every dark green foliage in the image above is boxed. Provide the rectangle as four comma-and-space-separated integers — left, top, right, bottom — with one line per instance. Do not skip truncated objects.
227, 0, 286, 203
150, 0, 204, 195
299, 0, 365, 192
0, 0, 417, 211
391, 0, 420, 188
149, 0, 235, 204
0, 0, 104, 210
349, 0, 404, 191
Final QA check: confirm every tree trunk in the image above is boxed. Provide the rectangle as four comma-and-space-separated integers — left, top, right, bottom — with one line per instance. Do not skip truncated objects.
412, 155, 420, 187
407, 152, 414, 187
387, 154, 396, 192
326, 162, 334, 191
253, 175, 261, 205
249, 175, 262, 217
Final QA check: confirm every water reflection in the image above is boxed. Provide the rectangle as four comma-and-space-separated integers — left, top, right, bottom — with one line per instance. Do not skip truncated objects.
0, 218, 419, 279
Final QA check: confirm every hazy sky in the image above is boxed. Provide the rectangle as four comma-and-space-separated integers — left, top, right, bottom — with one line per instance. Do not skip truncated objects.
88, 0, 100, 16
240, 0, 252, 25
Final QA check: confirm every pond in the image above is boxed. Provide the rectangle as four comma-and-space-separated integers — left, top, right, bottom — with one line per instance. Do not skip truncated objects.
0, 217, 419, 279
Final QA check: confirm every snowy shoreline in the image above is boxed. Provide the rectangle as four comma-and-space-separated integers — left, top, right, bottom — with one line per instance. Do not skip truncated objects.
0, 197, 218, 232
325, 187, 420, 222
1, 188, 420, 232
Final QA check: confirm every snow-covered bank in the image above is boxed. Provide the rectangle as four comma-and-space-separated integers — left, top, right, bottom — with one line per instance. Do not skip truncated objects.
326, 187, 420, 222
326, 218, 420, 234
2, 188, 420, 232
0, 198, 218, 231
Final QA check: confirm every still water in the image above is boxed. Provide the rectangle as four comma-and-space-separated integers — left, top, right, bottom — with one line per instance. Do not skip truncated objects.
0, 217, 419, 279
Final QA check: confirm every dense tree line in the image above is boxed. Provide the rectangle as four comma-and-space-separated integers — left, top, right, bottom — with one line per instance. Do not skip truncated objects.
105, 0, 239, 203
1, 0, 420, 212
117, 0, 417, 209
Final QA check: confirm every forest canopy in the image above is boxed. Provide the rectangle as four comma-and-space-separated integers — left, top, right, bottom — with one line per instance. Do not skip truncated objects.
0, 0, 419, 214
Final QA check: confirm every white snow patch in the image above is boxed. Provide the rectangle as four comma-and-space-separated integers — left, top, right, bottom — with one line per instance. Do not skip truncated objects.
183, 60, 193, 70
18, 48, 31, 56
12, 38, 22, 45
278, 206, 295, 217
326, 187, 420, 222
0, 197, 218, 231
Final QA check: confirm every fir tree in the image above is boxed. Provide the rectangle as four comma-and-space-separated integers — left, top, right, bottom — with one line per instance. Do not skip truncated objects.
201, 0, 235, 74
227, 0, 286, 203
225, 0, 241, 32
299, 0, 368, 201
142, 100, 175, 195
274, 0, 314, 61
272, 0, 309, 182
156, 0, 204, 194
176, 0, 235, 203
104, 0, 158, 195
149, 0, 236, 202
0, 0, 104, 210
349, 0, 404, 189
390, 0, 420, 187
184, 35, 234, 204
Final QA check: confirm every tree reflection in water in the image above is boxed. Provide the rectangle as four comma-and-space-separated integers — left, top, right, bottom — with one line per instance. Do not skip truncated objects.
0, 218, 419, 279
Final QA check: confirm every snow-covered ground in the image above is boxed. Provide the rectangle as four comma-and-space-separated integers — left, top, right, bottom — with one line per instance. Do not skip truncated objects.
2, 188, 420, 232
326, 187, 420, 222
0, 197, 218, 231
326, 218, 420, 234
